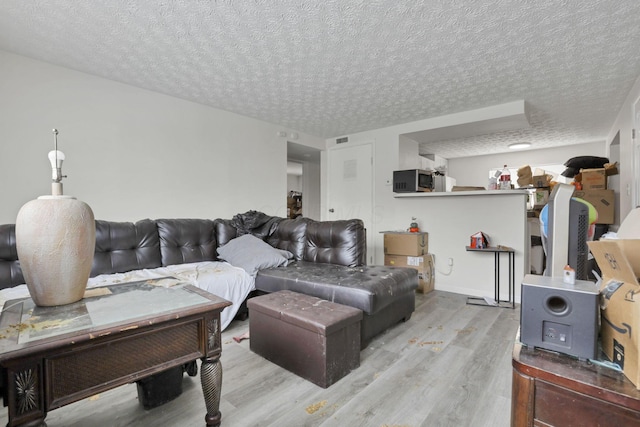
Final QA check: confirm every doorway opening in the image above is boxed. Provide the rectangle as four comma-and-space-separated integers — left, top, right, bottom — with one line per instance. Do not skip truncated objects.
287, 142, 321, 220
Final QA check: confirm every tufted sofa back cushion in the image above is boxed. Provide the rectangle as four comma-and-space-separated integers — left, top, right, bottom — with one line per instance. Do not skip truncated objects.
267, 218, 308, 261
0, 224, 24, 289
157, 219, 217, 266
92, 219, 162, 277
304, 219, 366, 267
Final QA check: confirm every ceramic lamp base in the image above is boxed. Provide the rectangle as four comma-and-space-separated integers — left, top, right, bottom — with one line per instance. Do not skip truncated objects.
16, 195, 95, 306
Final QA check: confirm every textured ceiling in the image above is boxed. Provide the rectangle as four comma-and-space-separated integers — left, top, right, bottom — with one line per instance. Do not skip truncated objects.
1, 0, 639, 158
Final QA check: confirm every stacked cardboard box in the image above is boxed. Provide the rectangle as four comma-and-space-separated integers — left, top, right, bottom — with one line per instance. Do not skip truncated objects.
529, 189, 549, 209
531, 173, 552, 188
575, 164, 617, 224
574, 189, 614, 224
383, 232, 434, 293
527, 169, 551, 210
580, 168, 607, 190
589, 240, 640, 388
588, 209, 640, 388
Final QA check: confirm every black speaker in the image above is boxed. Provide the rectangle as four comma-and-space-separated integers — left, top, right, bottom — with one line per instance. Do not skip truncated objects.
520, 274, 599, 359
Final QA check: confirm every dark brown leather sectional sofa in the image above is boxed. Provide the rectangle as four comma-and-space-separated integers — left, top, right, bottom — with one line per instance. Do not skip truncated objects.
0, 211, 418, 347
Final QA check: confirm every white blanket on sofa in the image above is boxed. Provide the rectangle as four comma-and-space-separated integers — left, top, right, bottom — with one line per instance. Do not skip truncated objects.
0, 261, 254, 331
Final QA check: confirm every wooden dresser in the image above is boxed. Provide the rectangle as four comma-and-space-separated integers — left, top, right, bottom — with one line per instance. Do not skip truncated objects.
511, 338, 640, 426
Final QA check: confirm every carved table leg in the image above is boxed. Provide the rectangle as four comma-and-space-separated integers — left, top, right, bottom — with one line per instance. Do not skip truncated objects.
200, 356, 223, 427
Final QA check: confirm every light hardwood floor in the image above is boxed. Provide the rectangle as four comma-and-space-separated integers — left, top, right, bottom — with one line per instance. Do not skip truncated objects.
0, 290, 520, 427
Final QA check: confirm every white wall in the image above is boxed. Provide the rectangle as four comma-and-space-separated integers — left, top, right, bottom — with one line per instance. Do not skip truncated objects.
398, 136, 422, 169
287, 174, 302, 192
605, 73, 640, 226
448, 142, 606, 188
301, 160, 321, 220
395, 192, 528, 302
0, 51, 324, 224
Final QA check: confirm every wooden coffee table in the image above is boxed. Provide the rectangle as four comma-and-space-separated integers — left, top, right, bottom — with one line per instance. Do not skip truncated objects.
0, 278, 231, 427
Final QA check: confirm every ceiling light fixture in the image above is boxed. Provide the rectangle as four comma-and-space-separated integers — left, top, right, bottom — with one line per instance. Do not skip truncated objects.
508, 142, 531, 150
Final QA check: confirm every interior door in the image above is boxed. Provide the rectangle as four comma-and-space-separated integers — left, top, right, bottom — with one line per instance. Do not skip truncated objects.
327, 143, 374, 264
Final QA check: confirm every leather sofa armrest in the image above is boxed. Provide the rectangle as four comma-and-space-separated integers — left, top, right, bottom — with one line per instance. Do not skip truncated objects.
267, 218, 309, 261
0, 224, 24, 289
214, 219, 238, 247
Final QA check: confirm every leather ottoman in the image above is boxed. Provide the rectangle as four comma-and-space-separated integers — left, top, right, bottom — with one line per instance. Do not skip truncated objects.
248, 290, 363, 388
255, 262, 418, 348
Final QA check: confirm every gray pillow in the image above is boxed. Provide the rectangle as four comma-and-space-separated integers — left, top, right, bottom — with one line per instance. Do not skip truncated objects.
217, 234, 293, 276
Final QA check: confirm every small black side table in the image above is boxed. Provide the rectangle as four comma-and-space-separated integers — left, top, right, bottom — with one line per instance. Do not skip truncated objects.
465, 245, 515, 309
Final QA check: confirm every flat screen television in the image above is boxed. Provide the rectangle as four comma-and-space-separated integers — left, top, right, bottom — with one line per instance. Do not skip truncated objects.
543, 184, 590, 280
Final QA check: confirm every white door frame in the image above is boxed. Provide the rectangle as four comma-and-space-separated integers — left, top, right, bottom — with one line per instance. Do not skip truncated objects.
633, 96, 640, 208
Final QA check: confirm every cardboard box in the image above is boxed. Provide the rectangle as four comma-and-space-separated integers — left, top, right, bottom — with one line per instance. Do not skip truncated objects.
384, 254, 434, 293
383, 232, 428, 256
531, 174, 551, 188
517, 165, 532, 187
528, 188, 549, 209
422, 254, 435, 293
574, 189, 615, 224
588, 239, 640, 389
580, 168, 607, 190
605, 162, 619, 176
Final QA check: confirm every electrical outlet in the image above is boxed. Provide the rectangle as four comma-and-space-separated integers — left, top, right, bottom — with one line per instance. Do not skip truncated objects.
447, 258, 453, 266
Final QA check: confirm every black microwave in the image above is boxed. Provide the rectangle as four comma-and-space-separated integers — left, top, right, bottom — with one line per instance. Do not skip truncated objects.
393, 169, 433, 193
